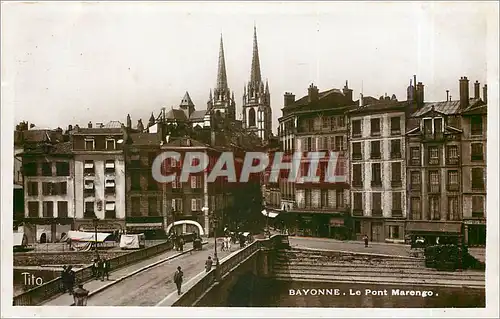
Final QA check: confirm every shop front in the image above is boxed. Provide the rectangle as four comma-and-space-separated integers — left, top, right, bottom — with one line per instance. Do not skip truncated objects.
463, 219, 486, 246
287, 210, 349, 238
126, 216, 165, 239
384, 220, 406, 244
352, 217, 386, 242
74, 218, 126, 240
405, 221, 463, 246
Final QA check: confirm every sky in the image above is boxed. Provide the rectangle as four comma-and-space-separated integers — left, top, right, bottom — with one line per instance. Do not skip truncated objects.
2, 1, 496, 133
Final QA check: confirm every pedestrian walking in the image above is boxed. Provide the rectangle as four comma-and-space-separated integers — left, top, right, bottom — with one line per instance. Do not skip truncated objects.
101, 258, 110, 281
73, 284, 89, 306
363, 234, 369, 248
205, 256, 213, 272
97, 258, 104, 281
66, 265, 76, 295
239, 233, 245, 248
92, 258, 99, 279
173, 266, 184, 295
226, 236, 231, 252
61, 265, 69, 293
178, 237, 184, 252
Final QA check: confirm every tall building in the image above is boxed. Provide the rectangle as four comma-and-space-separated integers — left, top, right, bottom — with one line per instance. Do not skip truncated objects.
405, 76, 487, 246
348, 94, 409, 242
242, 26, 272, 141
277, 83, 353, 238
207, 35, 237, 122
72, 121, 126, 233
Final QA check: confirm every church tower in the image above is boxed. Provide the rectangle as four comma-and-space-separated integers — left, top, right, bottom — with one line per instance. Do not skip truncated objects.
242, 25, 271, 141
208, 35, 236, 122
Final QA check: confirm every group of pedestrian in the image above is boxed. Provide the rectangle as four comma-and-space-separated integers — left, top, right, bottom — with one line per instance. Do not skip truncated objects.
91, 257, 110, 281
220, 236, 232, 252
61, 265, 76, 295
172, 235, 185, 252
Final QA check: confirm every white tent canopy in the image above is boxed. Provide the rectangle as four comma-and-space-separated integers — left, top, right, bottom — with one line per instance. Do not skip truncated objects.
67, 230, 112, 243
262, 210, 279, 218
13, 232, 27, 247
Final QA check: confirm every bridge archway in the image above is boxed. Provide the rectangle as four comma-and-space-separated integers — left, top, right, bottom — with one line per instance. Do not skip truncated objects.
166, 220, 205, 236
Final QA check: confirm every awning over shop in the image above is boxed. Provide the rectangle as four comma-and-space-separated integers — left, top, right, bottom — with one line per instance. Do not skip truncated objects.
329, 218, 345, 227
406, 221, 462, 235
105, 162, 115, 169
105, 203, 116, 211
126, 222, 163, 230
84, 163, 94, 169
261, 210, 279, 218
67, 230, 112, 243
105, 180, 115, 187
13, 232, 27, 247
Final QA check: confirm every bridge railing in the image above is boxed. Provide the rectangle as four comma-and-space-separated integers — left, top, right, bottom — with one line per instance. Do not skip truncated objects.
13, 240, 173, 306
173, 234, 286, 306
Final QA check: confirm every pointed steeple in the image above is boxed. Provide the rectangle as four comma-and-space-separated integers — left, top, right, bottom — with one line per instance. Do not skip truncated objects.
180, 91, 194, 108
265, 79, 269, 93
216, 34, 228, 90
250, 25, 261, 84
126, 114, 132, 129
209, 89, 213, 101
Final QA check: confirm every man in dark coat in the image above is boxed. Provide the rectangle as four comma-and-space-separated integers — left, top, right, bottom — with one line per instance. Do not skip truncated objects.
66, 265, 76, 295
173, 266, 184, 295
205, 256, 213, 272
61, 265, 69, 293
101, 258, 110, 281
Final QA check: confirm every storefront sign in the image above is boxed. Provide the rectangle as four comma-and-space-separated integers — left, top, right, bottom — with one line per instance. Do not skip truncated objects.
464, 220, 486, 225
329, 218, 344, 226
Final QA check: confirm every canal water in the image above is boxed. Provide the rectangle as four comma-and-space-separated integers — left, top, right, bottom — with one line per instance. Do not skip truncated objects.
228, 278, 485, 307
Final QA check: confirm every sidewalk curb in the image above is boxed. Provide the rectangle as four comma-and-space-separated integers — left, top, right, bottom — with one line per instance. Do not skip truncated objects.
69, 242, 208, 306
292, 245, 424, 260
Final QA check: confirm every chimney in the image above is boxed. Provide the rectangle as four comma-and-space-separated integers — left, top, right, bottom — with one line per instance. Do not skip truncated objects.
459, 76, 469, 108
359, 93, 364, 107
88, 121, 92, 128
446, 90, 449, 101
483, 84, 487, 104
284, 92, 295, 107
342, 80, 353, 102
68, 124, 73, 132
416, 82, 424, 107
413, 75, 417, 102
308, 83, 319, 103
96, 122, 104, 128
474, 81, 480, 99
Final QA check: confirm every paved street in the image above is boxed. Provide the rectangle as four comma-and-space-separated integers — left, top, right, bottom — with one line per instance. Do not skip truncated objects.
289, 236, 413, 257
85, 241, 235, 306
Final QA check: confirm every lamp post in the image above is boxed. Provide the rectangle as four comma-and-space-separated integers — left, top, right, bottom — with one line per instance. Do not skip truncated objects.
202, 206, 220, 279
93, 217, 99, 258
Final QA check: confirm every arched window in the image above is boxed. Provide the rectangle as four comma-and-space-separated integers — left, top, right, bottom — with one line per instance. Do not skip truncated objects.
248, 108, 256, 127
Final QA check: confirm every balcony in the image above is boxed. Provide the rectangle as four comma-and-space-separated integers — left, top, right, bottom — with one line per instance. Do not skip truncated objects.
391, 129, 401, 136
423, 132, 445, 141
471, 129, 483, 136
447, 184, 460, 192
352, 153, 362, 160
410, 159, 421, 166
352, 180, 363, 188
370, 153, 381, 160
390, 152, 401, 159
471, 154, 484, 161
472, 211, 484, 218
352, 209, 363, 217
472, 183, 485, 191
447, 158, 459, 165
371, 180, 382, 187
428, 158, 439, 165
391, 180, 402, 187
371, 131, 381, 137
372, 209, 383, 217
352, 132, 362, 138
410, 183, 421, 191
428, 184, 441, 193
391, 210, 403, 217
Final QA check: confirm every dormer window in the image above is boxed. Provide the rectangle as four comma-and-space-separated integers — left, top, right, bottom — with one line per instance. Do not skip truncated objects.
106, 138, 116, 150
85, 138, 95, 150
422, 117, 444, 138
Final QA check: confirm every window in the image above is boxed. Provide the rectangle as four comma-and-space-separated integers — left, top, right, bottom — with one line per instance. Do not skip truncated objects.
434, 118, 443, 134
447, 170, 459, 191
410, 171, 421, 190
23, 163, 38, 176
353, 193, 363, 214
352, 142, 362, 160
41, 162, 52, 176
372, 193, 382, 216
84, 180, 95, 197
370, 118, 381, 136
148, 197, 158, 216
371, 163, 381, 187
471, 168, 485, 190
320, 137, 329, 151
410, 147, 420, 166
447, 145, 459, 165
428, 146, 439, 165
304, 189, 312, 208
423, 118, 433, 136
84, 160, 95, 175
352, 120, 361, 137
172, 198, 183, 212
391, 162, 402, 187
42, 182, 53, 196
131, 172, 141, 190
191, 198, 202, 212
354, 221, 361, 234
105, 179, 116, 194
370, 141, 381, 159
322, 116, 329, 129
428, 170, 440, 193
330, 116, 337, 130
147, 152, 157, 166
131, 197, 141, 216
302, 137, 309, 152
429, 196, 440, 220
390, 117, 401, 135
106, 139, 116, 150
84, 201, 95, 218
352, 164, 362, 187
335, 136, 343, 151
55, 182, 67, 195
172, 176, 182, 190
338, 116, 345, 128
471, 116, 483, 136
410, 197, 421, 220
56, 162, 70, 176
472, 196, 484, 217
392, 192, 402, 216
389, 226, 400, 239
57, 201, 68, 218
28, 201, 39, 217
448, 196, 459, 221
85, 139, 95, 150
391, 140, 401, 158
27, 182, 38, 196
105, 201, 116, 219
471, 143, 483, 161
336, 190, 344, 208
42, 201, 54, 218
321, 190, 329, 208
105, 160, 115, 174
148, 173, 158, 191
191, 175, 202, 189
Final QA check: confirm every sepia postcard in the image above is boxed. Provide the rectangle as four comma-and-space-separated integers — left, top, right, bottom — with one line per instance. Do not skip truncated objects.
1, 1, 499, 318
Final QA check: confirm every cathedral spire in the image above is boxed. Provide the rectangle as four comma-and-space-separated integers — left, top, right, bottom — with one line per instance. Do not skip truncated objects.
250, 25, 261, 84
216, 34, 228, 90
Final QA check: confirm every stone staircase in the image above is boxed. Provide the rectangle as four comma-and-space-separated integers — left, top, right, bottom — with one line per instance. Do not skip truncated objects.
273, 248, 485, 289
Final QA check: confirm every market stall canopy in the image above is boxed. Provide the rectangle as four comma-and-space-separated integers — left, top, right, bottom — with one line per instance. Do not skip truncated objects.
67, 230, 112, 243
13, 232, 27, 247
261, 209, 279, 218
